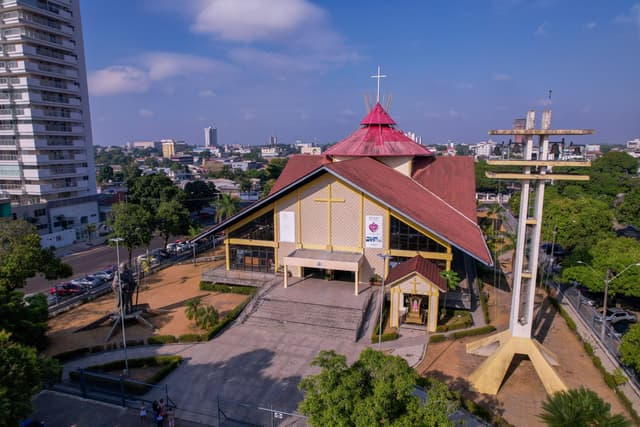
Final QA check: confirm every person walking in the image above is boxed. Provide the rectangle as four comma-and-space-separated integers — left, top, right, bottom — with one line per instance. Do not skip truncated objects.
139, 403, 147, 425
166, 407, 175, 427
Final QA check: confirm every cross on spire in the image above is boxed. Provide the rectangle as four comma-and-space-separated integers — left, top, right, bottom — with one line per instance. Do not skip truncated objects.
371, 65, 387, 103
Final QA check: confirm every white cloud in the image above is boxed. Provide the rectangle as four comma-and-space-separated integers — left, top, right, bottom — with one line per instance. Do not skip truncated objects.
534, 21, 550, 37
138, 109, 154, 118
198, 89, 216, 98
493, 73, 512, 81
141, 52, 227, 80
584, 21, 597, 30
190, 0, 325, 43
89, 66, 150, 96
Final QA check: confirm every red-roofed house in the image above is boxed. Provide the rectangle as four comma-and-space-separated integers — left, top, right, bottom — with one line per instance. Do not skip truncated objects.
193, 102, 491, 332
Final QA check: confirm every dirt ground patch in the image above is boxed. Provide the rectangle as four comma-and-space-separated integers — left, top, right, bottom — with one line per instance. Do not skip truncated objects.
46, 259, 248, 356
416, 284, 627, 426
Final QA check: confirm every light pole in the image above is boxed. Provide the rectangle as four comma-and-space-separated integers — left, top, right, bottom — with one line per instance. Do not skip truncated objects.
111, 237, 129, 375
577, 261, 640, 341
377, 253, 392, 350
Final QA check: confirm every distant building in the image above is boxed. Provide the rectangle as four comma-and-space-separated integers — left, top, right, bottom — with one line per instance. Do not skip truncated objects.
627, 138, 640, 151
404, 131, 422, 145
129, 140, 161, 151
161, 139, 187, 158
269, 135, 278, 145
472, 140, 497, 158
296, 142, 322, 155
261, 146, 282, 158
204, 126, 217, 147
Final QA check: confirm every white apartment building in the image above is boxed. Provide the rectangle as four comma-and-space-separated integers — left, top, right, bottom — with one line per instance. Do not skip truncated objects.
0, 0, 98, 247
204, 125, 217, 147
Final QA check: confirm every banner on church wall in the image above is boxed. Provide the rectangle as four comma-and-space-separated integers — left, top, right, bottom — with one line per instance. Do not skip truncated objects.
279, 211, 295, 243
365, 215, 383, 248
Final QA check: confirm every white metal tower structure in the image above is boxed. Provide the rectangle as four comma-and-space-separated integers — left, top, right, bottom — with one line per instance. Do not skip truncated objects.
466, 109, 592, 395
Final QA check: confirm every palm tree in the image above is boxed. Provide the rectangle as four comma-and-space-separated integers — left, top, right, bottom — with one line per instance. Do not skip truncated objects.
197, 305, 219, 330
439, 269, 460, 319
185, 298, 202, 322
214, 193, 240, 223
538, 387, 630, 427
85, 223, 96, 244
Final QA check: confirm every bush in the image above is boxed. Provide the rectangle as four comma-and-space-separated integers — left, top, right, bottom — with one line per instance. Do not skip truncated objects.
429, 334, 447, 343
479, 286, 491, 325
436, 311, 473, 332
199, 282, 257, 295
178, 333, 202, 343
147, 335, 177, 345
451, 325, 496, 340
583, 341, 594, 357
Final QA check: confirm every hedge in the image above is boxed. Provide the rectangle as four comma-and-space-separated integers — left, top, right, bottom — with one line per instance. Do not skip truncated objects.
147, 335, 178, 345
178, 333, 202, 343
451, 325, 496, 340
429, 334, 447, 343
199, 282, 257, 295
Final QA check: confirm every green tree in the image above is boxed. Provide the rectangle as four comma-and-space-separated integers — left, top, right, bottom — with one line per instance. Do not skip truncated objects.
617, 186, 640, 228
562, 237, 640, 296
185, 298, 202, 323
156, 200, 191, 248
620, 323, 640, 372
109, 203, 154, 267
0, 220, 71, 292
538, 387, 630, 427
298, 348, 456, 426
97, 165, 114, 185
266, 158, 288, 181
214, 193, 240, 222
0, 330, 62, 425
196, 305, 219, 330
126, 175, 183, 216
183, 180, 218, 213
584, 152, 637, 200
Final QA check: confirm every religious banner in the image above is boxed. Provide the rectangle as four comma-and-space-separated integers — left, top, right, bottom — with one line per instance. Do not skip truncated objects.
365, 215, 383, 248
279, 211, 295, 243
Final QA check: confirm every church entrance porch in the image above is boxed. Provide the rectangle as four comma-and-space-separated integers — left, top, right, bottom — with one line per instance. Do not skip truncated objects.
283, 249, 363, 295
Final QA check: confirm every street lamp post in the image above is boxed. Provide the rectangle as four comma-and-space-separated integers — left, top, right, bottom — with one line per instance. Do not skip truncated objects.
111, 237, 129, 375
577, 261, 640, 341
377, 253, 392, 350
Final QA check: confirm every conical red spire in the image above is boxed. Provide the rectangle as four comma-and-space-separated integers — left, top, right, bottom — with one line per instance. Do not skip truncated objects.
360, 102, 396, 126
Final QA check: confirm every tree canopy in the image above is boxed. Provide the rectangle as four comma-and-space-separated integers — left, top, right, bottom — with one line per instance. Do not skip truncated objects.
561, 237, 640, 296
620, 323, 640, 372
183, 180, 218, 213
109, 203, 154, 267
0, 331, 62, 425
298, 348, 457, 426
156, 200, 191, 248
126, 175, 183, 215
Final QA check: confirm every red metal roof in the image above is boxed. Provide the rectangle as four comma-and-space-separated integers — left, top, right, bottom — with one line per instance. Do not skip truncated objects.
385, 255, 447, 292
326, 157, 492, 265
269, 155, 327, 195
324, 103, 433, 158
360, 102, 396, 125
412, 156, 478, 220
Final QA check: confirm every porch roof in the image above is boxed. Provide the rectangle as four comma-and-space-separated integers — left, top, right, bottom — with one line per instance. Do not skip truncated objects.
283, 249, 363, 272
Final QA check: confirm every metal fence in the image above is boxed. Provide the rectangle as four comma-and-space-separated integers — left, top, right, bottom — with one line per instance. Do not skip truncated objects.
216, 397, 307, 427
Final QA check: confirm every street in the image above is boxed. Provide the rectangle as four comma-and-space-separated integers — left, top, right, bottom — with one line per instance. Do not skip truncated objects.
25, 236, 168, 295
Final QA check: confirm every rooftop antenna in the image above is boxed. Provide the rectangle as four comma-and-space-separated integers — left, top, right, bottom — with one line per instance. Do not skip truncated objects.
370, 65, 387, 104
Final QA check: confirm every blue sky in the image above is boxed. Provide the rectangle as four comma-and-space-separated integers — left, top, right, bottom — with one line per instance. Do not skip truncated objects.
81, 0, 640, 147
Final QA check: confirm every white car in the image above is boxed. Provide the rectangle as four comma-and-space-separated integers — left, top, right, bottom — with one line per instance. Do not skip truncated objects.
92, 270, 114, 281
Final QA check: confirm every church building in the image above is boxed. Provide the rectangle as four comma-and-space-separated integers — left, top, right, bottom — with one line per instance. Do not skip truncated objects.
194, 102, 492, 332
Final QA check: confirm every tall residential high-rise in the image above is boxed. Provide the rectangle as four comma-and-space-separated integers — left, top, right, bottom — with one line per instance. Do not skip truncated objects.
204, 125, 217, 147
0, 0, 98, 246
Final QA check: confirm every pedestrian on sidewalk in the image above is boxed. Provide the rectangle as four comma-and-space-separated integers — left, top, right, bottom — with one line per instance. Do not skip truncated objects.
139, 402, 147, 425
166, 407, 175, 427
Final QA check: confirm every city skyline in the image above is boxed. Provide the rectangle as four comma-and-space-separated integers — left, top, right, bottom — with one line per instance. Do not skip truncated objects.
83, 0, 640, 147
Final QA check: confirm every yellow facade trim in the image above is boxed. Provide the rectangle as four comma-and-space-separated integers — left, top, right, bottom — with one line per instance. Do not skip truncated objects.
228, 238, 277, 248
296, 189, 302, 246
225, 241, 230, 271
388, 249, 452, 261
359, 192, 364, 250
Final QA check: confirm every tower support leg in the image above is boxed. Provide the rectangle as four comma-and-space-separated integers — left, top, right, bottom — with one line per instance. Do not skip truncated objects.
467, 332, 567, 395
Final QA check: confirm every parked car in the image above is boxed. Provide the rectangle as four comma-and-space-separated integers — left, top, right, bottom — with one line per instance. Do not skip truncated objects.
608, 321, 633, 339
49, 282, 85, 297
71, 275, 105, 289
137, 254, 159, 266
594, 308, 638, 324
92, 269, 114, 281
151, 248, 169, 259
166, 242, 178, 254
